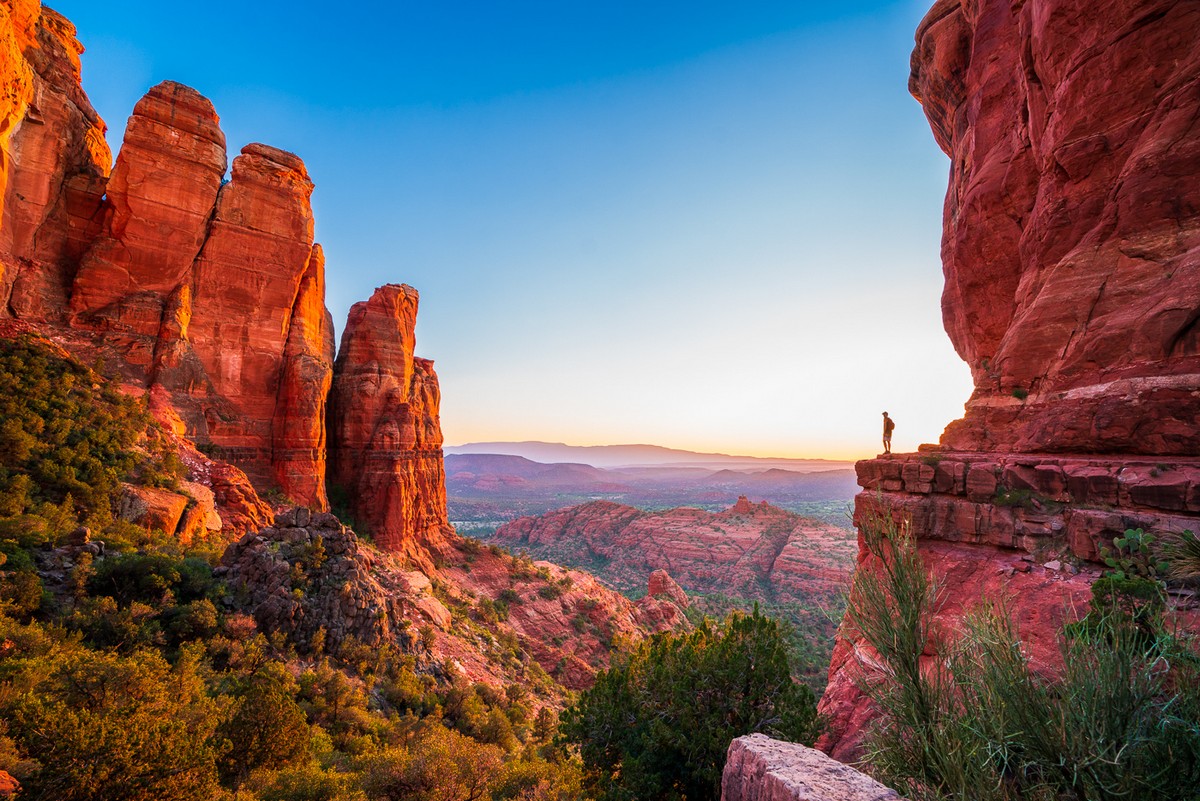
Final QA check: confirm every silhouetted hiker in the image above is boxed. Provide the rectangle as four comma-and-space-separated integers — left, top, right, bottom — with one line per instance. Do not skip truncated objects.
882, 411, 895, 454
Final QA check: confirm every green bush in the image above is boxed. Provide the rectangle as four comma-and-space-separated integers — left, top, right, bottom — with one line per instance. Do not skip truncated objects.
847, 512, 1200, 801
560, 606, 821, 801
0, 336, 182, 521
3, 646, 224, 801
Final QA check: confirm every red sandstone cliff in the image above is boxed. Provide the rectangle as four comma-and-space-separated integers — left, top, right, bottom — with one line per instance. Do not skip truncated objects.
912, 0, 1200, 455
820, 0, 1200, 761
0, 0, 109, 321
328, 284, 452, 568
0, 3, 439, 551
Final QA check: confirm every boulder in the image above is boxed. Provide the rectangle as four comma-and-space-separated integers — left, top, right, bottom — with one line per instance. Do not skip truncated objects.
721, 734, 897, 801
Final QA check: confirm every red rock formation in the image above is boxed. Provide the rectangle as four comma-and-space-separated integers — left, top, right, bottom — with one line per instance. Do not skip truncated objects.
820, 0, 1200, 761
911, 0, 1200, 455
0, 8, 340, 519
0, 0, 109, 320
496, 499, 856, 607
69, 81, 225, 341
442, 547, 687, 691
328, 284, 451, 566
647, 568, 690, 609
181, 143, 323, 494
272, 244, 336, 509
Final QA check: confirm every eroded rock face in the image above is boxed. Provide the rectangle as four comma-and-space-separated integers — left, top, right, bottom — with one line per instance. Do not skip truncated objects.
496, 499, 857, 612
68, 81, 225, 338
0, 11, 341, 515
441, 546, 689, 691
328, 284, 451, 567
819, 0, 1200, 761
0, 1, 109, 320
912, 0, 1200, 454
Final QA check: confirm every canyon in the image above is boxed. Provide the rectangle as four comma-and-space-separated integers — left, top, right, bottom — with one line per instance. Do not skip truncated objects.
0, 0, 685, 699
4, 0, 1199, 796
491, 498, 858, 684
818, 0, 1200, 761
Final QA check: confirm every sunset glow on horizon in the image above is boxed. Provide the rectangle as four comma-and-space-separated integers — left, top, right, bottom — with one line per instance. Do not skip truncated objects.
55, 0, 973, 462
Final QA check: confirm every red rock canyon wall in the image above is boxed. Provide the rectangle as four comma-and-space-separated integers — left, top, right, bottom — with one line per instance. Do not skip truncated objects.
820, 0, 1200, 760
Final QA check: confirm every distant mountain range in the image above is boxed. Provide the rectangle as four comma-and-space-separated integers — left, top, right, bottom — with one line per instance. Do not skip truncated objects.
444, 451, 858, 529
444, 441, 854, 471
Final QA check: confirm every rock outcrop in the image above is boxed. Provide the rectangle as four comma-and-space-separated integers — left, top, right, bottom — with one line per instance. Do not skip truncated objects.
496, 499, 856, 610
441, 544, 689, 691
0, 0, 109, 321
0, 5, 444, 541
911, 0, 1200, 455
820, 0, 1200, 761
721, 734, 898, 801
219, 507, 444, 654
328, 284, 451, 568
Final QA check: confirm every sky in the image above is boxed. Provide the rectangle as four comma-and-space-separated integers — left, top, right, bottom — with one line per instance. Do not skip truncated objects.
51, 0, 973, 461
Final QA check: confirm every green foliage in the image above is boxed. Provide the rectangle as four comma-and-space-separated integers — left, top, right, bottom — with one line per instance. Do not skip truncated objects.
0, 334, 608, 801
244, 761, 368, 801
1100, 528, 1170, 581
848, 512, 1200, 801
993, 487, 1037, 508
88, 552, 215, 605
358, 720, 505, 801
2, 645, 224, 801
560, 606, 820, 801
1168, 529, 1200, 581
218, 663, 311, 786
0, 336, 182, 522
1011, 387, 1029, 401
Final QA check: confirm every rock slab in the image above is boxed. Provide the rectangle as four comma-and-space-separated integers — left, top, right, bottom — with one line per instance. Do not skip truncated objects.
722, 734, 897, 801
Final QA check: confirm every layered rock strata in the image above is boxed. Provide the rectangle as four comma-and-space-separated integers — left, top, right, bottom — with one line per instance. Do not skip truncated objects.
0, 0, 109, 321
0, 6, 334, 511
0, 5, 450, 552
328, 284, 451, 568
820, 0, 1200, 761
911, 0, 1200, 455
496, 499, 856, 609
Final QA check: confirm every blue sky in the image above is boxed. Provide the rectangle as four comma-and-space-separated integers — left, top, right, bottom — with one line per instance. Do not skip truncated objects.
52, 0, 972, 459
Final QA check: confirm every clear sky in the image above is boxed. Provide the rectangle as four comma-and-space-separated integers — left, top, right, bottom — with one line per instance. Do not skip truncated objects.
51, 0, 973, 461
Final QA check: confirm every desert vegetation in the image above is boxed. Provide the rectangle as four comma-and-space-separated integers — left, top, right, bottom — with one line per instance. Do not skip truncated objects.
0, 338, 591, 800
559, 606, 821, 801
0, 337, 829, 801
847, 513, 1200, 801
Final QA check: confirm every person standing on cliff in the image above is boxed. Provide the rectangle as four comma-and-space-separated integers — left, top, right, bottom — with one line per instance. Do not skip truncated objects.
882, 411, 895, 454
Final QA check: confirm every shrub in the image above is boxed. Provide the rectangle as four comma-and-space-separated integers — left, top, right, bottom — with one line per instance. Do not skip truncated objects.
560, 606, 820, 801
847, 512, 1200, 801
0, 336, 182, 521
218, 663, 311, 787
2, 646, 224, 801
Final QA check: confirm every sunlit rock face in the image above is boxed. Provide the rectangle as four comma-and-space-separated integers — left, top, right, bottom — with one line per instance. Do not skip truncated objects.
328, 284, 452, 569
1, 1, 109, 320
912, 0, 1200, 455
0, 5, 336, 511
65, 77, 332, 509
819, 0, 1200, 762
